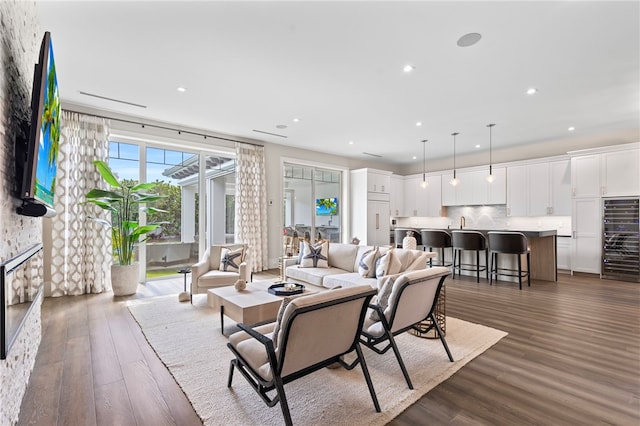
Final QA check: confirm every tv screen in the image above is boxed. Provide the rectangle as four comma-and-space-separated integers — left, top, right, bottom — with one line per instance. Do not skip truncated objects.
21, 32, 60, 210
316, 197, 338, 216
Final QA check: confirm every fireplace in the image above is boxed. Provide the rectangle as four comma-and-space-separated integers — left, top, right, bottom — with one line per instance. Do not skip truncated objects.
1, 244, 43, 359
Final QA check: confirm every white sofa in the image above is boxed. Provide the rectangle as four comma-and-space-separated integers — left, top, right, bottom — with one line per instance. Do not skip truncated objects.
283, 243, 434, 289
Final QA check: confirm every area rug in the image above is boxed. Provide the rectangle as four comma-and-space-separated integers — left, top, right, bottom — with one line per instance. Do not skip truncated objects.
128, 295, 507, 426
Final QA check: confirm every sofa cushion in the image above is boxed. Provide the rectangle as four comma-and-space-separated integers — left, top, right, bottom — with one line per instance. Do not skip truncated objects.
328, 243, 360, 271
197, 270, 240, 288
286, 266, 344, 287
219, 246, 244, 272
357, 247, 378, 278
376, 249, 402, 277
322, 272, 377, 289
300, 241, 329, 268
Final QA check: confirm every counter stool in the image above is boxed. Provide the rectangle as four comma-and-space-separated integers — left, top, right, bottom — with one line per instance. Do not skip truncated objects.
421, 229, 453, 267
452, 230, 488, 283
488, 231, 530, 290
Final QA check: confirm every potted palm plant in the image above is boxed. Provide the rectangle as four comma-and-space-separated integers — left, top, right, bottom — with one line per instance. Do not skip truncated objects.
84, 160, 166, 296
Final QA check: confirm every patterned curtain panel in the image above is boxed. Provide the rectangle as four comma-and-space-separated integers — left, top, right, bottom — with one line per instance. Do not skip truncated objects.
50, 111, 111, 296
234, 143, 267, 272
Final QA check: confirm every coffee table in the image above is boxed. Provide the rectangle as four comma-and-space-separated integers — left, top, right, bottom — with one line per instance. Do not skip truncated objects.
207, 281, 313, 334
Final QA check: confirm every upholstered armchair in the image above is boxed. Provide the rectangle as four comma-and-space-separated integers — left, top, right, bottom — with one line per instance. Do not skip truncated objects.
359, 267, 453, 390
190, 244, 251, 302
226, 285, 380, 426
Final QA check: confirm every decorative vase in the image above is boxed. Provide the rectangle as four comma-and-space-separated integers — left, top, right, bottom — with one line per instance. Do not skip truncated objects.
234, 279, 246, 291
351, 236, 360, 245
111, 263, 139, 296
402, 230, 417, 250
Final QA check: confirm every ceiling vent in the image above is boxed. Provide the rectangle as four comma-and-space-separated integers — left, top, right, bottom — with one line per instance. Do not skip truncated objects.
252, 129, 287, 138
79, 91, 147, 108
362, 152, 382, 158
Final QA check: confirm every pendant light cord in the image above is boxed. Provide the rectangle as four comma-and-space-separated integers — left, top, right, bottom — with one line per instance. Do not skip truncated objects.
487, 123, 495, 175
451, 132, 459, 178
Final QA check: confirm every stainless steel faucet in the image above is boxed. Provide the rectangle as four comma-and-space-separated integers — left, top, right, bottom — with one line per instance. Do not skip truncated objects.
460, 216, 466, 229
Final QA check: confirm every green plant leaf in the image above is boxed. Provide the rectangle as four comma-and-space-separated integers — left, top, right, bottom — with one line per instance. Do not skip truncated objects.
93, 160, 122, 188
143, 207, 168, 214
86, 189, 123, 200
131, 182, 159, 191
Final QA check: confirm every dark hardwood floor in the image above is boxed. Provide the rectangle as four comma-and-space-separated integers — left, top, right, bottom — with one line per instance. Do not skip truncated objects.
17, 271, 640, 425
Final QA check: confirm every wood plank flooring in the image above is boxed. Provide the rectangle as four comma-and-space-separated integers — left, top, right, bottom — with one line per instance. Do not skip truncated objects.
17, 271, 640, 425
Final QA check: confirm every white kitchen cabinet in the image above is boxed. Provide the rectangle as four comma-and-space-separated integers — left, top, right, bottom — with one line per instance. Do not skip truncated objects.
366, 199, 390, 246
390, 174, 404, 217
557, 236, 571, 271
527, 163, 550, 216
402, 175, 442, 216
507, 165, 528, 216
350, 169, 391, 246
571, 197, 601, 274
424, 175, 443, 216
571, 154, 601, 198
508, 161, 569, 216
403, 176, 419, 217
441, 173, 456, 206
441, 169, 503, 206
549, 159, 571, 215
367, 171, 390, 194
601, 149, 639, 196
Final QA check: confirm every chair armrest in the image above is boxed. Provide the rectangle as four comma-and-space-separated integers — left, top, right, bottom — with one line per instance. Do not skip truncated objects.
237, 323, 272, 346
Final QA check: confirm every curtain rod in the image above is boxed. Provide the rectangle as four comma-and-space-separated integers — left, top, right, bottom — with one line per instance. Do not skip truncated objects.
62, 108, 264, 148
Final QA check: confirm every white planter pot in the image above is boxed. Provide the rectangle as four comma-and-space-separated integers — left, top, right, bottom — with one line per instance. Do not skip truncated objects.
111, 263, 139, 296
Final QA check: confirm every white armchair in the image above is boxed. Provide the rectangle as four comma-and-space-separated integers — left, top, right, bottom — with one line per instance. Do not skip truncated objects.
190, 244, 251, 302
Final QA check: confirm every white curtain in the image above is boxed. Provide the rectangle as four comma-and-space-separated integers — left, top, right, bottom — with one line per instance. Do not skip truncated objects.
50, 111, 111, 296
234, 143, 267, 272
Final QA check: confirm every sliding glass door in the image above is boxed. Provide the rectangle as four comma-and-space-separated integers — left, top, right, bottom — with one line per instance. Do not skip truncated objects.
283, 163, 342, 255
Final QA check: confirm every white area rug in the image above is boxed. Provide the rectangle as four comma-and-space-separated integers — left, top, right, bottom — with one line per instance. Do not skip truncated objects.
128, 295, 507, 426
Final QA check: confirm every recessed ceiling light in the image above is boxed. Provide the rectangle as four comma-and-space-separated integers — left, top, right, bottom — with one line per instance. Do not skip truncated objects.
348, 141, 354, 145
177, 87, 186, 92
568, 126, 575, 131
475, 144, 481, 148
293, 118, 300, 123
457, 33, 482, 47
412, 156, 417, 160
526, 87, 538, 95
403, 64, 415, 73
416, 121, 422, 127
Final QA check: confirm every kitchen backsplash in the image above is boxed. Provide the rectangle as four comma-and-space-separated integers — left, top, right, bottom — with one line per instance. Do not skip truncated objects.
394, 205, 571, 236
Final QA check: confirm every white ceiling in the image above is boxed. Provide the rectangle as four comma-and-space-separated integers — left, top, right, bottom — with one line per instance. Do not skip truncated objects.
35, 1, 639, 166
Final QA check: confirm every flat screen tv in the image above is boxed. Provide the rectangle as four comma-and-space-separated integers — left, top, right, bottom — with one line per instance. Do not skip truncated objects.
17, 31, 60, 218
316, 197, 338, 216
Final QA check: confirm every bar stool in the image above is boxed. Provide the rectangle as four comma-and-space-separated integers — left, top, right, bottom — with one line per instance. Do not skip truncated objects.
452, 230, 488, 283
488, 231, 531, 290
421, 229, 453, 267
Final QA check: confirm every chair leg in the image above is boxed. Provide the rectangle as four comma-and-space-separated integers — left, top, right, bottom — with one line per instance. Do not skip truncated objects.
518, 255, 522, 290
485, 249, 489, 280
386, 331, 413, 389
355, 344, 381, 412
227, 360, 235, 387
274, 376, 293, 426
452, 250, 457, 278
476, 250, 480, 283
527, 252, 531, 287
431, 313, 454, 362
489, 252, 494, 285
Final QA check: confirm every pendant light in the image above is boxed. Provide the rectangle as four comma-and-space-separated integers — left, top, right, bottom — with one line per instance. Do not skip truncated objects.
420, 139, 428, 188
486, 123, 496, 183
449, 132, 460, 186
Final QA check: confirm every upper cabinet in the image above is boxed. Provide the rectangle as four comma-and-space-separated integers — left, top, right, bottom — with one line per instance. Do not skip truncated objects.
367, 170, 391, 193
442, 168, 505, 206
402, 175, 442, 217
390, 174, 404, 217
571, 145, 639, 198
507, 159, 570, 216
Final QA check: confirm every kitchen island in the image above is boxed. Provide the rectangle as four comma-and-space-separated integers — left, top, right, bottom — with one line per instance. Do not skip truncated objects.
405, 227, 558, 282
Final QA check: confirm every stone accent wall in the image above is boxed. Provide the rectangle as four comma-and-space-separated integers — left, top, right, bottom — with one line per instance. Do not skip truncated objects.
0, 2, 44, 425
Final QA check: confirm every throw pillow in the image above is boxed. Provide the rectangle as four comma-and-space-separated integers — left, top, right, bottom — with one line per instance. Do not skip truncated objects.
358, 247, 378, 278
375, 250, 391, 277
387, 251, 402, 275
299, 241, 329, 268
369, 275, 394, 322
219, 247, 244, 272
405, 253, 428, 272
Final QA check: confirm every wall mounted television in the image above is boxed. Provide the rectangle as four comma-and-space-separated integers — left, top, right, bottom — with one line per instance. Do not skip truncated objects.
316, 197, 338, 216
16, 31, 60, 218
